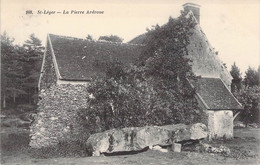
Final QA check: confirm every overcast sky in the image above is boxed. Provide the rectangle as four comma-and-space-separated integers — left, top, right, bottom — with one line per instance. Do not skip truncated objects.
1, 0, 259, 74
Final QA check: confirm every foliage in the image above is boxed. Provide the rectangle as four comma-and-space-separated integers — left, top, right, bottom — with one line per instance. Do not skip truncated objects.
136, 11, 204, 124
1, 32, 26, 108
137, 14, 196, 79
82, 61, 150, 132
1, 32, 44, 108
230, 65, 260, 125
244, 66, 260, 87
230, 62, 242, 92
98, 35, 123, 43
82, 11, 206, 133
233, 85, 260, 125
86, 34, 93, 40
21, 33, 44, 104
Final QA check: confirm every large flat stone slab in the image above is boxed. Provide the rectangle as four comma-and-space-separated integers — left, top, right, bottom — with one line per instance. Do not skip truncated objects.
86, 123, 207, 156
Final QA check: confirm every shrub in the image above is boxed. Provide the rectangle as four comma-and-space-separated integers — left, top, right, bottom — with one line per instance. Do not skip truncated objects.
79, 61, 205, 134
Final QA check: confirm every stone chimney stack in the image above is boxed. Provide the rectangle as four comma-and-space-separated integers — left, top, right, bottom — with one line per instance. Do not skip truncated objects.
183, 3, 201, 23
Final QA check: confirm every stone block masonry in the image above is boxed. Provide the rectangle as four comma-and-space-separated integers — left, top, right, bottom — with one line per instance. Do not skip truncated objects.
30, 84, 89, 148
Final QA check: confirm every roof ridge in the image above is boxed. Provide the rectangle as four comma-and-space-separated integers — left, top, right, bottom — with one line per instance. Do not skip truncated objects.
48, 33, 145, 46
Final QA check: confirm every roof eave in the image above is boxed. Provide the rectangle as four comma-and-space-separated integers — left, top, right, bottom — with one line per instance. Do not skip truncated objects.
219, 78, 243, 108
38, 35, 48, 90
48, 34, 62, 80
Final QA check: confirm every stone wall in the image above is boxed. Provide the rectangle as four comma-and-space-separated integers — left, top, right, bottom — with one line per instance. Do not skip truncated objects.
207, 110, 215, 139
213, 110, 233, 139
30, 84, 89, 148
207, 110, 233, 139
196, 95, 233, 140
187, 25, 232, 89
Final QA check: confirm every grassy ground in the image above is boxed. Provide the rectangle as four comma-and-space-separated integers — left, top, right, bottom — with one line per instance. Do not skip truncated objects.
1, 125, 259, 165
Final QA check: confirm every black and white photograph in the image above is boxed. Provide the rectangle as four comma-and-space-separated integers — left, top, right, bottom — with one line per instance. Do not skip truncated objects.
1, 0, 259, 164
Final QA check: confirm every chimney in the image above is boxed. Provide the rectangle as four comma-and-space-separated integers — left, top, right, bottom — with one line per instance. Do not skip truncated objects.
183, 3, 201, 23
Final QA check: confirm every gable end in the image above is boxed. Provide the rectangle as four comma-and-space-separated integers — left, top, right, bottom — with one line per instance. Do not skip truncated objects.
38, 35, 60, 90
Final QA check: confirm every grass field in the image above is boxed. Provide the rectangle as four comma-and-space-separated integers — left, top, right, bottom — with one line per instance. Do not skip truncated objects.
1, 123, 259, 165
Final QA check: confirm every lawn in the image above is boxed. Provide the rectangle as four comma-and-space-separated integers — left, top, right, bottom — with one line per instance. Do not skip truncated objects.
1, 124, 259, 165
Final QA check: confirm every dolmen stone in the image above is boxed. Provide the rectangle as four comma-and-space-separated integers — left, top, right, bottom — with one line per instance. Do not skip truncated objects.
86, 123, 207, 156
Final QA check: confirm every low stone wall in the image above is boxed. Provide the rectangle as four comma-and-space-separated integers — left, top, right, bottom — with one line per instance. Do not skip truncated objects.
29, 84, 89, 148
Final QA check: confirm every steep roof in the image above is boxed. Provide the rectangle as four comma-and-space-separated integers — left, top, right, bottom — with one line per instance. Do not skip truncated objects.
191, 77, 243, 110
129, 13, 232, 89
48, 34, 144, 80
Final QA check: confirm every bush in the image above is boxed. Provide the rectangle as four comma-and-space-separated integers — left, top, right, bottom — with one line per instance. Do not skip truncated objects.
81, 12, 206, 132
79, 62, 206, 133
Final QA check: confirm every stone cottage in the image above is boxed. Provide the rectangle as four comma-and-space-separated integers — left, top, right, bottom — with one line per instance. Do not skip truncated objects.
31, 3, 242, 147
129, 3, 243, 139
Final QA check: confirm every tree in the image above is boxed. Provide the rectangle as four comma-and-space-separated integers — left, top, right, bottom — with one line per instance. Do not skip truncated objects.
234, 66, 260, 126
98, 35, 123, 43
234, 86, 260, 126
86, 34, 93, 40
21, 33, 44, 104
1, 32, 26, 108
244, 66, 259, 87
230, 62, 242, 92
258, 66, 260, 77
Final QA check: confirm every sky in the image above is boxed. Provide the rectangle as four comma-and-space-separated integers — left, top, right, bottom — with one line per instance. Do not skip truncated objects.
1, 0, 259, 74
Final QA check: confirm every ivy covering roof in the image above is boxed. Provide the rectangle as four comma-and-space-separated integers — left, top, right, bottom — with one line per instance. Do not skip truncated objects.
49, 34, 144, 80
191, 77, 243, 110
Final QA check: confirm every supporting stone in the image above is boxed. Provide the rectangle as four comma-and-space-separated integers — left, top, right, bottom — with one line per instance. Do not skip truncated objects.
172, 143, 182, 152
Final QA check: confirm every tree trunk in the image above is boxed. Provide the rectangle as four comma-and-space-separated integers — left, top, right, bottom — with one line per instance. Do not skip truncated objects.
13, 91, 16, 103
28, 88, 31, 104
34, 86, 38, 104
3, 92, 6, 108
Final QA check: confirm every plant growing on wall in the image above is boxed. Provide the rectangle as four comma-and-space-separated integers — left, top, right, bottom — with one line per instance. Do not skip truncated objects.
82, 60, 150, 131
136, 11, 204, 124
81, 11, 205, 132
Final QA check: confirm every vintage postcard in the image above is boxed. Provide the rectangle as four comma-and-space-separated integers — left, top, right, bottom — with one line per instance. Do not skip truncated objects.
1, 0, 259, 164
